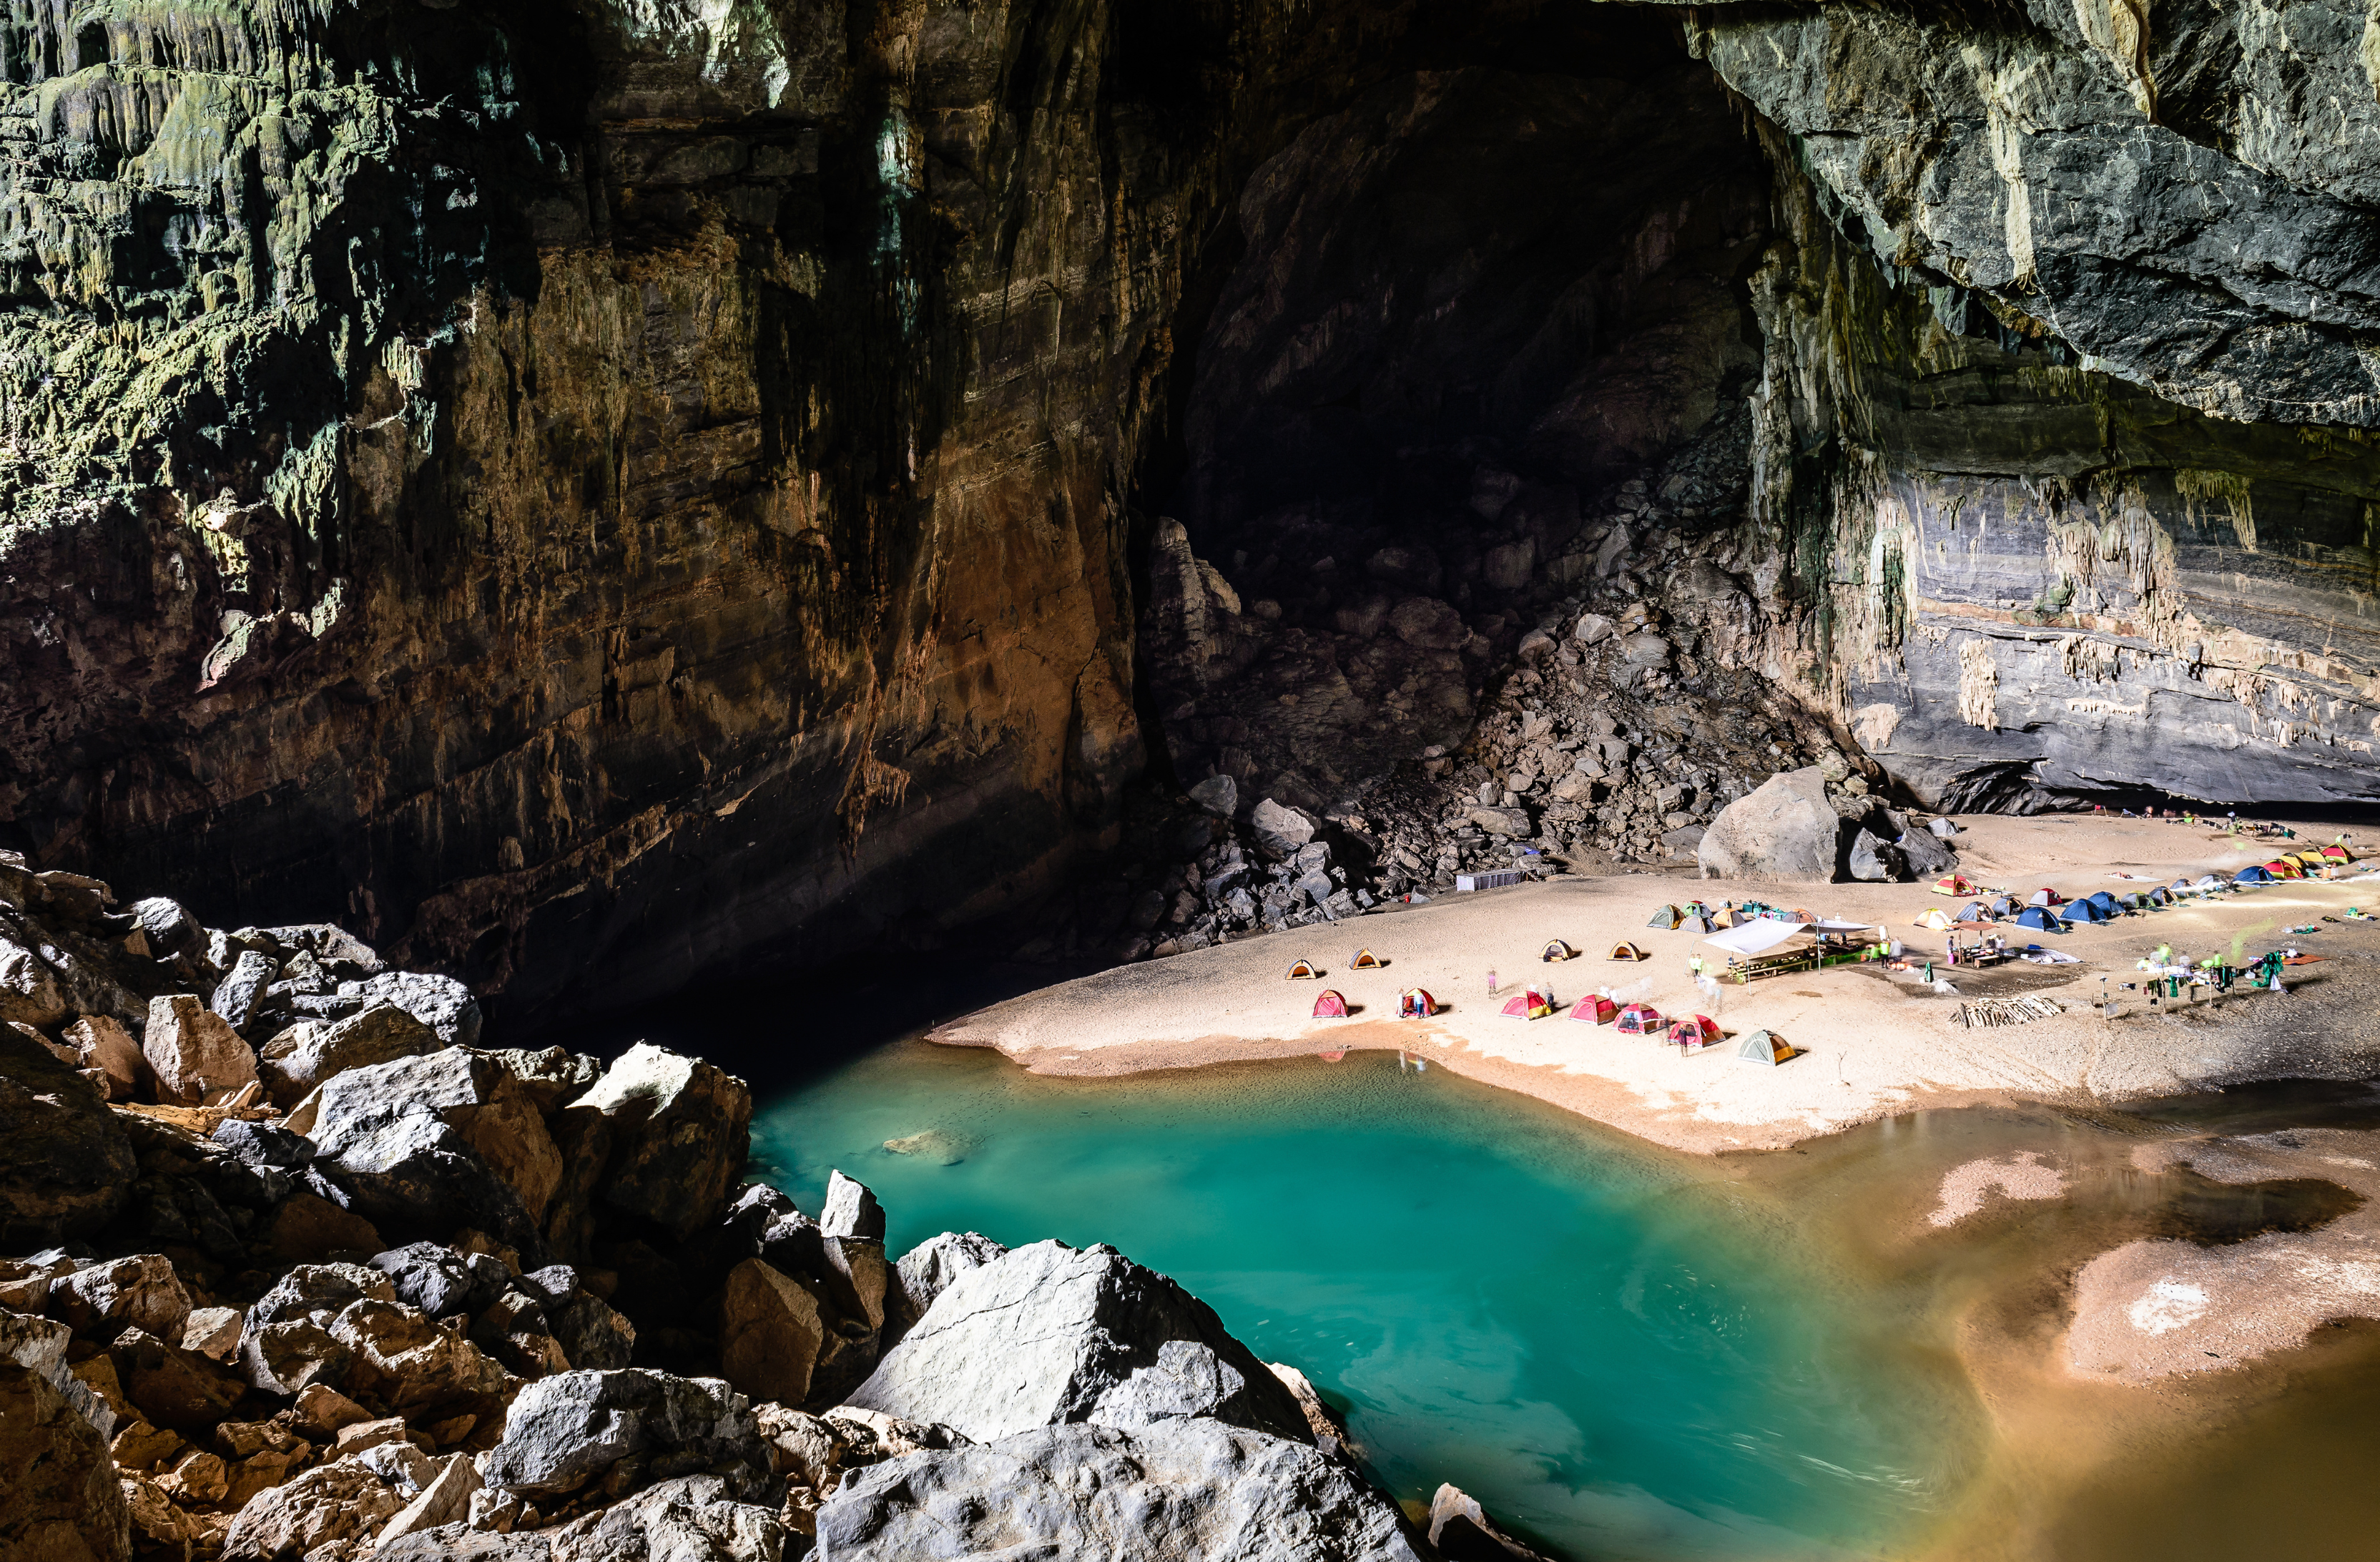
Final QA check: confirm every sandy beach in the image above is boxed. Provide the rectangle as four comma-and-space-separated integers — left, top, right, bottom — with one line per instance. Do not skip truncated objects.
937, 812, 2380, 1153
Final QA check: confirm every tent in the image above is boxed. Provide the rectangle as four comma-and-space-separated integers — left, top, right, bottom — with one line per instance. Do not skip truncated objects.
1502, 986, 1554, 1020
1397, 988, 1438, 1018
2324, 845, 2351, 861
1932, 874, 1977, 896
1615, 1002, 1663, 1036
1287, 958, 1321, 979
2265, 859, 2301, 879
1609, 941, 1648, 961
1952, 901, 1987, 923
1646, 905, 1684, 930
2234, 865, 2274, 885
1702, 920, 1810, 956
2082, 891, 2122, 916
1571, 994, 1617, 1024
1734, 1028, 1798, 1066
2148, 887, 2173, 906
1986, 895, 2019, 918
2193, 874, 2224, 890
2026, 888, 2060, 907
1912, 908, 1956, 930
2064, 898, 2112, 925
1541, 939, 1576, 963
1668, 1015, 1721, 1048
2015, 906, 2062, 931
1311, 989, 1349, 1018
1350, 948, 1384, 970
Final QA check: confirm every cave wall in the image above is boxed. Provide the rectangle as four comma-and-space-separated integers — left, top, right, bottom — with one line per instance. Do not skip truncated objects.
5, 0, 2380, 1015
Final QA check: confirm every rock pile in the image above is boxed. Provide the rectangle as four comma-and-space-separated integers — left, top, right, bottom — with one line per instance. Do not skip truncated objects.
0, 860, 1525, 1561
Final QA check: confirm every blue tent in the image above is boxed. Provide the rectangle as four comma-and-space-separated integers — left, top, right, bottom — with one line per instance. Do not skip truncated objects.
2083, 891, 2122, 916
2065, 899, 2112, 924
1986, 895, 2019, 918
2234, 865, 2274, 884
1953, 901, 1986, 922
2148, 886, 2173, 905
2015, 906, 2062, 931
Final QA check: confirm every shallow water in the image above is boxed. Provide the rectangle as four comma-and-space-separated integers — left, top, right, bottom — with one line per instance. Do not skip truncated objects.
750, 1041, 1982, 1560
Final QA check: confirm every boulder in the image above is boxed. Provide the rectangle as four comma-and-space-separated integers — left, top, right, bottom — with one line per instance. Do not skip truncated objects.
310, 1051, 560, 1254
818, 1171, 884, 1241
1572, 611, 1616, 644
1386, 596, 1467, 650
0, 1027, 138, 1244
378, 1450, 485, 1545
182, 1307, 244, 1362
886, 1232, 1008, 1345
717, 1259, 824, 1406
1, 1310, 117, 1440
142, 993, 259, 1106
0, 1362, 132, 1562
549, 1472, 788, 1562
1897, 824, 1959, 878
479, 1046, 604, 1111
1695, 767, 1843, 881
212, 1118, 315, 1169
551, 1292, 636, 1372
842, 1239, 1310, 1445
1250, 797, 1317, 858
1427, 1482, 1560, 1561
333, 1297, 511, 1415
109, 1328, 244, 1433
212, 950, 281, 1035
353, 971, 482, 1048
240, 1263, 395, 1395
1845, 827, 1902, 883
257, 1003, 439, 1107
1928, 815, 1961, 838
1187, 774, 1238, 817
476, 1368, 779, 1505
221, 1459, 405, 1562
567, 1044, 751, 1242
51, 1254, 192, 1342
61, 1016, 141, 1100
127, 898, 207, 962
262, 1192, 386, 1267
815, 1419, 1424, 1562
0, 935, 66, 1027
371, 1242, 475, 1318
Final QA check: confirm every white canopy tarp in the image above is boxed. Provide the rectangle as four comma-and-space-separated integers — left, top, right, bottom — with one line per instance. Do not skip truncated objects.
1811, 918, 1874, 933
1703, 920, 1810, 956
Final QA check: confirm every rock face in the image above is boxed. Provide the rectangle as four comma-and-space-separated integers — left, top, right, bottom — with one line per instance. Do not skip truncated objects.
0, 1362, 133, 1562
816, 1419, 1425, 1562
0, 1026, 139, 1245
844, 1239, 1311, 1445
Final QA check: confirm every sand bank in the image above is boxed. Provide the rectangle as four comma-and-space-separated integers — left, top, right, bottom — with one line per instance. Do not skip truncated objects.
937, 813, 2380, 1153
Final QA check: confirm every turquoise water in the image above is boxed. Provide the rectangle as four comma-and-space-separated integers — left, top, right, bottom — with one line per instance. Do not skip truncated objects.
750, 1041, 1980, 1561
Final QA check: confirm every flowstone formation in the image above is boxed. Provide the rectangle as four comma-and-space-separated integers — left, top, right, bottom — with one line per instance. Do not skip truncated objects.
0, 859, 1482, 1561
4, 0, 2380, 1008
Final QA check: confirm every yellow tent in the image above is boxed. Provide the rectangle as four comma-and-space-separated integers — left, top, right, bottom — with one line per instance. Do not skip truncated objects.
1912, 907, 1956, 930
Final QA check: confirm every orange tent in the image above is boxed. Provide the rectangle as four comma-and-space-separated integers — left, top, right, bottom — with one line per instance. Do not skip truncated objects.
1311, 989, 1349, 1018
1397, 988, 1437, 1018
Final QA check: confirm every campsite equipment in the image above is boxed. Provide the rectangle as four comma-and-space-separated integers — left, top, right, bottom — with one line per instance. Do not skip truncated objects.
1932, 874, 1977, 896
1667, 1015, 1721, 1052
1952, 901, 1988, 923
2233, 865, 2273, 885
1455, 870, 1526, 891
1954, 996, 2062, 1028
1542, 939, 1576, 963
1608, 942, 1648, 961
2025, 888, 2060, 907
1733, 1029, 1796, 1066
2064, 898, 2112, 925
1287, 958, 1321, 979
1397, 988, 1438, 1018
1572, 993, 1617, 1025
1351, 948, 1385, 970
1646, 905, 1684, 930
2083, 891, 2122, 916
1615, 1002, 1663, 1036
2015, 906, 2062, 932
1502, 986, 1555, 1020
1311, 990, 1349, 1018
1912, 907, 1955, 930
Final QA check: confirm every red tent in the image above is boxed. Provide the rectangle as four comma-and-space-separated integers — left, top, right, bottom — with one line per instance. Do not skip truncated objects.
2322, 844, 2351, 861
1397, 988, 1437, 1018
1571, 994, 1617, 1025
1501, 986, 1553, 1020
1311, 989, 1349, 1018
1616, 1002, 1663, 1035
1667, 1015, 1721, 1049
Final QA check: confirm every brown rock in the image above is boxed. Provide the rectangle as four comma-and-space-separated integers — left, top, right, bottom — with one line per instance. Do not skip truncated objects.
0, 1361, 132, 1562
109, 1328, 245, 1434
0, 1026, 138, 1245
292, 1382, 374, 1436
51, 1253, 193, 1342
62, 1016, 141, 1101
255, 1003, 438, 1109
572, 1043, 752, 1242
157, 1447, 230, 1505
469, 1292, 570, 1380
0, 935, 67, 1028
242, 1320, 352, 1398
141, 994, 259, 1106
263, 1192, 385, 1266
334, 1415, 413, 1455
718, 1259, 824, 1407
330, 1299, 511, 1416
220, 1460, 404, 1562
181, 1305, 245, 1362
109, 1420, 189, 1473
119, 1470, 207, 1551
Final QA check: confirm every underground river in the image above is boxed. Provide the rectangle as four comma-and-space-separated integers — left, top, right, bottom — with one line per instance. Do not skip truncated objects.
595, 977, 2380, 1561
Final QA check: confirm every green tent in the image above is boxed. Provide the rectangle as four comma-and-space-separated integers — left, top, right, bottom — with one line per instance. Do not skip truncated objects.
1646, 905, 1683, 930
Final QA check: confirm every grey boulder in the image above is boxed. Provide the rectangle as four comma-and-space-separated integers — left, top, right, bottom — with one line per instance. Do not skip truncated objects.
1844, 827, 1902, 883
816, 1419, 1425, 1561
566, 1043, 752, 1242
886, 1232, 1008, 1345
212, 950, 281, 1035
353, 971, 482, 1048
257, 1002, 439, 1107
476, 1368, 780, 1505
371, 1242, 475, 1317
309, 1050, 560, 1256
380, 1473, 785, 1562
1696, 767, 1842, 881
841, 1239, 1309, 1445
127, 897, 206, 961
